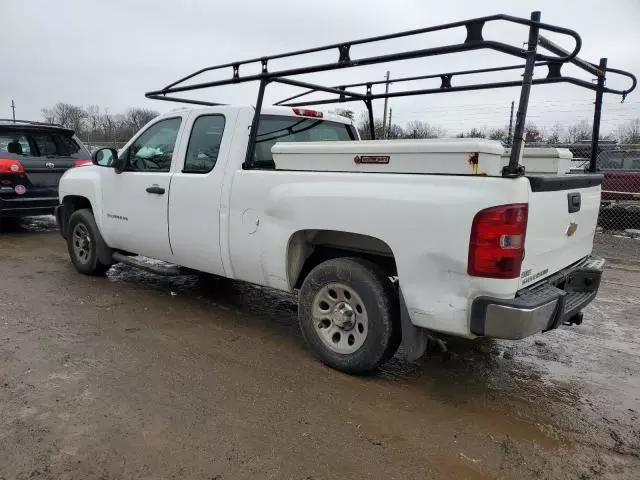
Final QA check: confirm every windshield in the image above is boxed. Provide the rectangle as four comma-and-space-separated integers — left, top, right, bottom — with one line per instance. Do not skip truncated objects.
254, 115, 355, 168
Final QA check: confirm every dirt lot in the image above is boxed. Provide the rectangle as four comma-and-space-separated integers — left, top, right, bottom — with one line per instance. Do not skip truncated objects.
1, 217, 638, 480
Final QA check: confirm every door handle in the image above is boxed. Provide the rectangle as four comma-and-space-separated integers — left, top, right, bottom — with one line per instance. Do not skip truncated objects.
146, 185, 165, 195
567, 192, 581, 213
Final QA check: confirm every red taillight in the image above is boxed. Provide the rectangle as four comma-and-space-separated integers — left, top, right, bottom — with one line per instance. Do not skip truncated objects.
0, 158, 25, 174
74, 159, 92, 167
292, 108, 323, 118
468, 204, 528, 279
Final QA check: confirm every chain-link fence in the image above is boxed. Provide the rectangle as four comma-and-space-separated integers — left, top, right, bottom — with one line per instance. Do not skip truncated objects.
530, 142, 640, 258
542, 143, 640, 236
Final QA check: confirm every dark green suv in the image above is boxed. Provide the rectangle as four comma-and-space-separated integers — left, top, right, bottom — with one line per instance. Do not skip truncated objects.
0, 120, 91, 218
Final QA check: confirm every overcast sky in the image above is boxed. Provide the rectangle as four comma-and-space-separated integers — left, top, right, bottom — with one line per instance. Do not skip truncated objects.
2, 0, 639, 135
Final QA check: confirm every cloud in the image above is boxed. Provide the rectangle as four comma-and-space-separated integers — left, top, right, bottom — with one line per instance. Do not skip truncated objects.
2, 0, 638, 134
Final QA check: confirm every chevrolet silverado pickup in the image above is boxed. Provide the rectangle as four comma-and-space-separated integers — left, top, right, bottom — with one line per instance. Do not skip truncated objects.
54, 12, 635, 373
56, 105, 606, 372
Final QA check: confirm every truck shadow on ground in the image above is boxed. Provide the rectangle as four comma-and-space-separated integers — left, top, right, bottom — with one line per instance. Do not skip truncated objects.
103, 254, 639, 475
105, 261, 582, 422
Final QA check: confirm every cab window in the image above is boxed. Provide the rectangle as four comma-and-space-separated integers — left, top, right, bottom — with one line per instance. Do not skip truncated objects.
183, 115, 226, 173
125, 118, 182, 172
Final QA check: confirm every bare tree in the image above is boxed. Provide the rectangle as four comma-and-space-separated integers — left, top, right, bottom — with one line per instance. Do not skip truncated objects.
85, 105, 101, 143
358, 117, 385, 139
565, 120, 592, 143
488, 127, 508, 142
387, 123, 405, 139
404, 120, 442, 139
41, 108, 57, 124
546, 122, 563, 144
43, 103, 88, 133
63, 104, 86, 132
616, 118, 640, 143
124, 108, 159, 132
524, 122, 542, 142
466, 128, 486, 138
86, 105, 100, 130
40, 104, 159, 142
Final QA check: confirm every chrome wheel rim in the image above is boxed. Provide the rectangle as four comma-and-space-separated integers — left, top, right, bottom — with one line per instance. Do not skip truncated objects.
72, 223, 92, 265
312, 283, 368, 354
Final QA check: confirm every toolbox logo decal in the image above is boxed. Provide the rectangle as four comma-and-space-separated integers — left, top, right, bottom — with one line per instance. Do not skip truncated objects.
354, 155, 390, 165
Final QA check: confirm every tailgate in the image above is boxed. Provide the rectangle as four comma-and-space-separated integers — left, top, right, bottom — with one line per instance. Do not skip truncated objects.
21, 156, 75, 187
519, 174, 603, 289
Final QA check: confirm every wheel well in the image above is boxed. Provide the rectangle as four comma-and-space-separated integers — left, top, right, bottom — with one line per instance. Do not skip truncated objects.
60, 196, 93, 238
288, 230, 397, 289
63, 195, 93, 212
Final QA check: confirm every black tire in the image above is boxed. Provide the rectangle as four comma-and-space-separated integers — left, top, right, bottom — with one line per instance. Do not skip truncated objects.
298, 257, 400, 374
66, 209, 111, 276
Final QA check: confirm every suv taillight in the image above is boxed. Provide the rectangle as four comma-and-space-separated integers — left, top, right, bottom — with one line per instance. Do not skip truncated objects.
0, 158, 25, 174
74, 159, 92, 167
468, 204, 528, 279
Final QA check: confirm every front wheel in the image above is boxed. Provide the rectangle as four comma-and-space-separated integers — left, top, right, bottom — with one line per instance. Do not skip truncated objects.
66, 209, 111, 276
298, 257, 399, 374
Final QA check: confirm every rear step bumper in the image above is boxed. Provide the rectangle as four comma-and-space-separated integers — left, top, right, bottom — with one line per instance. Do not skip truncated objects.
1, 196, 58, 217
470, 256, 605, 340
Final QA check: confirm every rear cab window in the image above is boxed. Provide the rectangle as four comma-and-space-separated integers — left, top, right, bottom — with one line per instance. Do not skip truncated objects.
254, 115, 356, 168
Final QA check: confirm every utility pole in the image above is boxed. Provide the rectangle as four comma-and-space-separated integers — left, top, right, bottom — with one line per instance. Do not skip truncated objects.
10, 99, 16, 122
381, 71, 390, 138
507, 100, 514, 145
387, 108, 393, 138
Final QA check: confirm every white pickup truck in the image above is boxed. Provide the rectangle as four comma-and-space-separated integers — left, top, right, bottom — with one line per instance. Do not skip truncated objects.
56, 105, 605, 373
57, 12, 637, 373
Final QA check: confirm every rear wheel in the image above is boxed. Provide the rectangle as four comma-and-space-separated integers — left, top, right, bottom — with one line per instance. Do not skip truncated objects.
66, 209, 111, 276
298, 257, 399, 374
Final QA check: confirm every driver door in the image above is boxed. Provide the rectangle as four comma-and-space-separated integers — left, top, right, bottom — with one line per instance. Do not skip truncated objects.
99, 116, 183, 261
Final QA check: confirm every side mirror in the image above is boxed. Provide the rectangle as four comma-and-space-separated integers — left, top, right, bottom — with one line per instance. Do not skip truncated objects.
92, 148, 118, 167
113, 153, 127, 174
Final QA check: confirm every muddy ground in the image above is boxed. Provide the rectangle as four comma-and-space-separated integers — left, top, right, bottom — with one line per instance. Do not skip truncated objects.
0, 217, 638, 479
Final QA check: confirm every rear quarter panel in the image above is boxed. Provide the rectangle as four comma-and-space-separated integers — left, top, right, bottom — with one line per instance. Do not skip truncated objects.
227, 171, 529, 337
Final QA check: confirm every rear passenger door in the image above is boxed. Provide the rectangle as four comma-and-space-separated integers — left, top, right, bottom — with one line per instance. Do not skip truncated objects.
168, 109, 237, 275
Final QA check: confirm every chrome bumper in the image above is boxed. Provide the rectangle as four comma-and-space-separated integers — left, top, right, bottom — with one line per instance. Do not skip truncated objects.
470, 256, 605, 340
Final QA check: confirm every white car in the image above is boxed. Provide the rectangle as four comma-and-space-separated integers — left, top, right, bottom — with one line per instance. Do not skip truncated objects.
55, 105, 605, 373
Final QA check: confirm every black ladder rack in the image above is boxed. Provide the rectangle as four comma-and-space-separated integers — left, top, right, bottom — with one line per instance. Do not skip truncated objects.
145, 11, 636, 175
